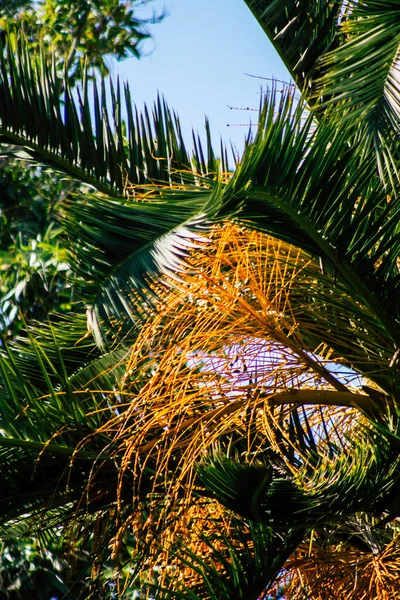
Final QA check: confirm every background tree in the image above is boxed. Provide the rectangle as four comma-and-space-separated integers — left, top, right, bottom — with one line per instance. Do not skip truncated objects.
0, 0, 162, 83
0, 0, 162, 338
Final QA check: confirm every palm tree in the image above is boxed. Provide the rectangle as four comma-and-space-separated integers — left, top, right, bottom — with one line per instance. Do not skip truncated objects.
0, 0, 400, 597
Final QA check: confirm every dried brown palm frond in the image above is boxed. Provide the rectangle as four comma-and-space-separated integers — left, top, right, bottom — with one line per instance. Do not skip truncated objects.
124, 499, 231, 587
60, 222, 399, 594
79, 223, 394, 542
113, 496, 302, 600
280, 524, 400, 600
115, 224, 380, 437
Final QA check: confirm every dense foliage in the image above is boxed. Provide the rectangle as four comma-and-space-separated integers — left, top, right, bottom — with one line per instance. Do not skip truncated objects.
1, 1, 400, 598
0, 0, 161, 339
0, 0, 161, 82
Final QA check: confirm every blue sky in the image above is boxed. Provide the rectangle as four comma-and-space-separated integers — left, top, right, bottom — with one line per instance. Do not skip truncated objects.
112, 0, 291, 159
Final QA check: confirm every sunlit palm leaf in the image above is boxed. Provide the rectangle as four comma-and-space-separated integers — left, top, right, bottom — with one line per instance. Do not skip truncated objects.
0, 31, 231, 341
62, 186, 218, 342
244, 0, 400, 186
243, 0, 344, 96
318, 2, 400, 123
222, 87, 400, 357
318, 1, 400, 186
0, 34, 219, 194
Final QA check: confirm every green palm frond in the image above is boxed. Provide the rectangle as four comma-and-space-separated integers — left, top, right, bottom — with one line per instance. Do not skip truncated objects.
62, 186, 218, 342
0, 335, 90, 438
7, 311, 100, 387
198, 422, 400, 530
318, 2, 400, 122
0, 316, 133, 436
318, 1, 400, 186
0, 34, 222, 194
244, 0, 400, 186
0, 30, 230, 342
243, 0, 344, 96
221, 86, 400, 360
0, 331, 147, 536
0, 30, 234, 342
198, 457, 302, 527
0, 339, 115, 525
0, 443, 95, 524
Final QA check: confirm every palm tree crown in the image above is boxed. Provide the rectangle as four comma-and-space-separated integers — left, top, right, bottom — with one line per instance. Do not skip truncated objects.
1, 1, 400, 597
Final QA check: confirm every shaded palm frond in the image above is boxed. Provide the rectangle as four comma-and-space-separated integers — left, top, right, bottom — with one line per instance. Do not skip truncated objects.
6, 310, 102, 388
244, 0, 400, 187
197, 421, 400, 529
244, 0, 344, 95
0, 328, 127, 530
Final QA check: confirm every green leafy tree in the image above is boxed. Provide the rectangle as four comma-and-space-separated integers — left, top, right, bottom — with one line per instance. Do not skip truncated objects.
0, 0, 162, 337
0, 0, 162, 83
0, 1, 400, 598
0, 162, 76, 336
0, 1, 162, 596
